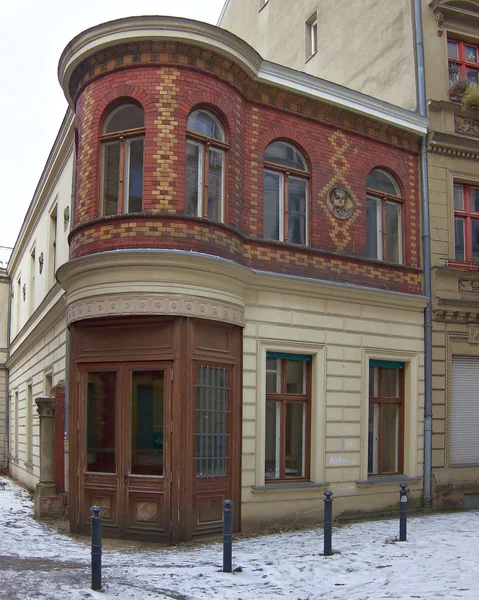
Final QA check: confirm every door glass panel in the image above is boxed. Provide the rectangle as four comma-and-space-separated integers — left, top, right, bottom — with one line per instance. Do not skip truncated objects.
87, 372, 117, 473
381, 368, 399, 398
381, 404, 399, 473
285, 360, 305, 394
368, 403, 379, 474
194, 366, 229, 478
285, 402, 305, 478
266, 358, 280, 394
131, 370, 164, 476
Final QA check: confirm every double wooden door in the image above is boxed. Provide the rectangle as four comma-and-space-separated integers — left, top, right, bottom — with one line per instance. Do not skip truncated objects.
79, 362, 172, 540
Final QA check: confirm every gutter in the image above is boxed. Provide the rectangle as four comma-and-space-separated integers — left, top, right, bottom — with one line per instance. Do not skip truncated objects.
413, 0, 433, 509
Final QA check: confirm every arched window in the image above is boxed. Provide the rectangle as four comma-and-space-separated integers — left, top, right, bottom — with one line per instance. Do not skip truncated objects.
101, 103, 144, 216
263, 141, 309, 245
186, 109, 226, 221
366, 169, 403, 263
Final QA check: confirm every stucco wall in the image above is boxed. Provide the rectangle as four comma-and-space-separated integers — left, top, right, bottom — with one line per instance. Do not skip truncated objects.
220, 0, 417, 110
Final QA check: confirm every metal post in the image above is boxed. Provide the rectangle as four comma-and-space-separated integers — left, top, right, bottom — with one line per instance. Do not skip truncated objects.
91, 505, 102, 590
399, 483, 408, 542
323, 490, 333, 556
223, 499, 233, 573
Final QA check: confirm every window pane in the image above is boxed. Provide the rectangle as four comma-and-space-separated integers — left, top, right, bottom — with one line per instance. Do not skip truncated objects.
207, 148, 224, 221
265, 401, 280, 479
472, 187, 479, 212
382, 368, 399, 398
366, 197, 380, 259
266, 358, 280, 394
105, 104, 144, 133
368, 403, 379, 474
369, 367, 379, 398
194, 367, 228, 478
381, 404, 399, 473
285, 403, 305, 478
454, 184, 464, 210
449, 61, 460, 87
87, 372, 116, 473
466, 69, 479, 85
288, 177, 307, 245
466, 45, 478, 63
131, 371, 164, 476
187, 110, 225, 141
285, 360, 305, 394
366, 169, 400, 196
264, 170, 282, 240
448, 41, 459, 58
455, 217, 465, 261
385, 201, 401, 263
264, 142, 307, 171
103, 141, 120, 216
126, 138, 143, 213
472, 220, 479, 262
186, 141, 201, 216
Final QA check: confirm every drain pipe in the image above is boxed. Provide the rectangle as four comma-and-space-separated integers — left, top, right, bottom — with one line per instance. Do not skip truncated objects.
414, 0, 433, 509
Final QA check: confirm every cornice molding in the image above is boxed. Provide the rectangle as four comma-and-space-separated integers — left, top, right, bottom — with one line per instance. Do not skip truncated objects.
427, 129, 479, 158
57, 249, 428, 314
58, 16, 427, 135
67, 293, 245, 327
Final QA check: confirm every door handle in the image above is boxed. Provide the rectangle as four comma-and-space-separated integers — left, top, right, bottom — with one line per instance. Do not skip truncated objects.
123, 473, 128, 485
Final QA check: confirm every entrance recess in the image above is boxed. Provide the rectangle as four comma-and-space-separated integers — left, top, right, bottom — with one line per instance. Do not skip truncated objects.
80, 363, 171, 540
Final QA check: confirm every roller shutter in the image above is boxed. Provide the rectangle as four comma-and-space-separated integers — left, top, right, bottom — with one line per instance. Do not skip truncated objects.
451, 356, 479, 466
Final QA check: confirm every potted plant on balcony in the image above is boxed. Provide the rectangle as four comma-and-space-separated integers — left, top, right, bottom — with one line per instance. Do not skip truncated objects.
449, 77, 470, 103
462, 84, 479, 112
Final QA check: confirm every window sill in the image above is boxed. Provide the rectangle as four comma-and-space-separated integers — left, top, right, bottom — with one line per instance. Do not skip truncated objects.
356, 475, 422, 487
24, 461, 34, 469
252, 481, 329, 494
258, 1, 269, 12
305, 50, 318, 64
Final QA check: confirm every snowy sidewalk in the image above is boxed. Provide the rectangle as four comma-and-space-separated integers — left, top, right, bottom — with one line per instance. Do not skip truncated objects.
0, 476, 478, 600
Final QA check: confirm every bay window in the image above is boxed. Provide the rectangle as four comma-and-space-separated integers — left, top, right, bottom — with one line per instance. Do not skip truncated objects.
101, 103, 144, 216
186, 109, 226, 221
263, 141, 309, 245
366, 169, 403, 263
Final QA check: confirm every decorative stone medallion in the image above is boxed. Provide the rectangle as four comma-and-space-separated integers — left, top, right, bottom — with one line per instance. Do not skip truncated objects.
460, 279, 479, 293
326, 186, 354, 220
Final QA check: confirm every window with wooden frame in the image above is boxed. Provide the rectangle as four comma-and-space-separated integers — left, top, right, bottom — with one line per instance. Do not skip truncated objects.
368, 361, 404, 476
305, 11, 318, 60
265, 353, 311, 482
101, 103, 144, 216
263, 141, 309, 245
448, 38, 479, 89
186, 109, 227, 221
453, 182, 479, 262
366, 169, 403, 263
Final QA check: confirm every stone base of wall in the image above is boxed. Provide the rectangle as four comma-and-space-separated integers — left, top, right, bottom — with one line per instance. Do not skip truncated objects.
34, 492, 69, 520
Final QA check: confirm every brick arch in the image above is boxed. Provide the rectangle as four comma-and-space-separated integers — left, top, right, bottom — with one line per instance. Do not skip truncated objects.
359, 157, 409, 197
257, 128, 317, 172
91, 85, 156, 135
177, 91, 239, 141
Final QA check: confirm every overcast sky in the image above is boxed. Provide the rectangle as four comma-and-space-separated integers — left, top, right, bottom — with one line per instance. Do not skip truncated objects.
0, 0, 226, 253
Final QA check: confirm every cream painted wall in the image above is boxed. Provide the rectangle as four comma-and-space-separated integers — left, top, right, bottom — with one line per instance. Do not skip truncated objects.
8, 311, 66, 489
0, 271, 9, 468
241, 284, 425, 527
220, 0, 417, 109
9, 152, 73, 341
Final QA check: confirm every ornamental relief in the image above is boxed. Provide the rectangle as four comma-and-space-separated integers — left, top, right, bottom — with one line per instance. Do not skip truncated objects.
455, 115, 479, 138
67, 293, 245, 327
459, 279, 479, 294
469, 325, 479, 344
326, 187, 354, 220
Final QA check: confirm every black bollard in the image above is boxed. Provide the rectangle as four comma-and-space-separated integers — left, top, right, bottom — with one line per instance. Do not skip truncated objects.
223, 499, 233, 573
323, 490, 333, 556
399, 483, 408, 541
91, 505, 102, 590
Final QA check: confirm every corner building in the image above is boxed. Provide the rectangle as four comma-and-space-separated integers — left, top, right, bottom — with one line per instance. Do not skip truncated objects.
49, 16, 428, 541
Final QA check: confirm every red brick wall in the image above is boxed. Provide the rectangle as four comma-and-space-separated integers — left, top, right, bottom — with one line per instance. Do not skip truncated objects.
71, 51, 421, 294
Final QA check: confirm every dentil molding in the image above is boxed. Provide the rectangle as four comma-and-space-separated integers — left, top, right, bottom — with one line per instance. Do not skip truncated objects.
66, 293, 245, 327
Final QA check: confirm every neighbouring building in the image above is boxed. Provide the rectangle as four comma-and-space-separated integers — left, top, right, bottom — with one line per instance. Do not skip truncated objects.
0, 248, 11, 469
220, 0, 479, 509
5, 15, 428, 542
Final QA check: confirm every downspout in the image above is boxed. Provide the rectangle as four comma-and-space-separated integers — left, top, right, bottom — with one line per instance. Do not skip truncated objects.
5, 276, 12, 470
413, 0, 433, 509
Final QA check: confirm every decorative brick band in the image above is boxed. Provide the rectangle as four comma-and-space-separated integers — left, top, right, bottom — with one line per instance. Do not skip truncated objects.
66, 293, 245, 327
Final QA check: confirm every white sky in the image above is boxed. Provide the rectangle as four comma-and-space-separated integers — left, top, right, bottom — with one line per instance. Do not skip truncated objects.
0, 0, 226, 251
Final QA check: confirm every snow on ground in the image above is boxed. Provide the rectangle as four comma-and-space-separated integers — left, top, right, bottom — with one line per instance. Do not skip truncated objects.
0, 475, 478, 599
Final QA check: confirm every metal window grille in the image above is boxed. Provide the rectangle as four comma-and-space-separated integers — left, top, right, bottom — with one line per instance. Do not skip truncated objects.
193, 366, 230, 478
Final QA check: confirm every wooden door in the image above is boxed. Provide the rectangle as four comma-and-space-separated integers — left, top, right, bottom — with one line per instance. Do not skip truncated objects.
78, 362, 172, 540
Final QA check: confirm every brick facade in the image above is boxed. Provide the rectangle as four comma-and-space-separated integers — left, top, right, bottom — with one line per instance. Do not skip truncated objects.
71, 42, 421, 294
